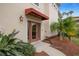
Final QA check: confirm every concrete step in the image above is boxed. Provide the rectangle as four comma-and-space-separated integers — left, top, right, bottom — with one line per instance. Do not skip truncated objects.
31, 40, 50, 46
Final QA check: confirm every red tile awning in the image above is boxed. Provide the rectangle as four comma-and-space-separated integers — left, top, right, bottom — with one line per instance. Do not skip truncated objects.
25, 8, 49, 20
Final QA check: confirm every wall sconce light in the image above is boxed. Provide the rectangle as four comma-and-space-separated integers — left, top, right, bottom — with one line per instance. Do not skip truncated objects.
19, 16, 23, 22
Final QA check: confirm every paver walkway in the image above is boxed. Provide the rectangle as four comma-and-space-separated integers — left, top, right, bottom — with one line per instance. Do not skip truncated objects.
31, 41, 65, 56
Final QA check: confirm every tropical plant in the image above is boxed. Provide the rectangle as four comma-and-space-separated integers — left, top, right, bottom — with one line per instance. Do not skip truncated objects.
63, 17, 77, 40
50, 11, 77, 40
62, 11, 74, 17
50, 18, 64, 40
0, 30, 35, 56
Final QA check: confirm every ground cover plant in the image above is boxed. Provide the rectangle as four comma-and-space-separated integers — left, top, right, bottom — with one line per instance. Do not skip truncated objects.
0, 30, 35, 56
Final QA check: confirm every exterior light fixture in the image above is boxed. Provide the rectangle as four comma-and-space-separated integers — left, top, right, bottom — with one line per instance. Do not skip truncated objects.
19, 16, 23, 22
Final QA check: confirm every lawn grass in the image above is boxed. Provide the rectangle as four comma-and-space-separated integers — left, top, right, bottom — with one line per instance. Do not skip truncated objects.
72, 37, 79, 46
71, 37, 79, 56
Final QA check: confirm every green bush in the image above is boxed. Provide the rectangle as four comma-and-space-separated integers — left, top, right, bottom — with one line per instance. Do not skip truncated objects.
0, 30, 35, 56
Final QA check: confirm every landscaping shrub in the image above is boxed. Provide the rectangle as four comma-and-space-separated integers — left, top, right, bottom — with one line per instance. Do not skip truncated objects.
0, 30, 35, 56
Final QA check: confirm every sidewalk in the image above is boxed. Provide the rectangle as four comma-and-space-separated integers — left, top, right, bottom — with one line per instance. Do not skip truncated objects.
32, 41, 65, 56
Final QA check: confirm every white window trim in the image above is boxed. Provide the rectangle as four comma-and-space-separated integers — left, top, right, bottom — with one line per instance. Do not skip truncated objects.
34, 3, 40, 6
31, 3, 41, 9
31, 3, 44, 12
52, 3, 58, 11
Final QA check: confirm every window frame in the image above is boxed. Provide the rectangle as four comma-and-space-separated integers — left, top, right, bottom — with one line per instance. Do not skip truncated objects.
32, 3, 41, 8
34, 3, 40, 6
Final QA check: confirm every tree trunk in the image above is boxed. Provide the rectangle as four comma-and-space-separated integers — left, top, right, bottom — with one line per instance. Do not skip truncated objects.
60, 35, 63, 40
68, 36, 72, 41
59, 32, 63, 40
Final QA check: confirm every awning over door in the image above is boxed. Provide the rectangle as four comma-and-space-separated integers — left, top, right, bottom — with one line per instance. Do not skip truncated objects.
25, 8, 49, 20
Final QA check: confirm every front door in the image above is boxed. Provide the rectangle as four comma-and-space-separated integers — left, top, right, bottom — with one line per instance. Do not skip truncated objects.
28, 21, 40, 43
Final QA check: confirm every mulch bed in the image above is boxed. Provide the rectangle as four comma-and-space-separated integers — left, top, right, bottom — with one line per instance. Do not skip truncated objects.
43, 36, 79, 56
34, 51, 49, 56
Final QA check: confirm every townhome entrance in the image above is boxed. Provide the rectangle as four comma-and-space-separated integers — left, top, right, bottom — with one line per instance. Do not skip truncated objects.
28, 21, 41, 43
25, 8, 49, 43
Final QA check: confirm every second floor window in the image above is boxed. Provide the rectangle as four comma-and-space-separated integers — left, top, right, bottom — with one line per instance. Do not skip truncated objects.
34, 3, 39, 6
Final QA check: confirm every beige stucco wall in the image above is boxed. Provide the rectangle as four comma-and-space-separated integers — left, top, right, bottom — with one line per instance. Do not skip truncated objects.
49, 3, 58, 25
0, 3, 59, 42
43, 3, 59, 37
49, 3, 58, 36
0, 4, 27, 42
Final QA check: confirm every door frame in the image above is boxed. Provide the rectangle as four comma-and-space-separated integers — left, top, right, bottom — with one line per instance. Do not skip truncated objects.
28, 21, 41, 43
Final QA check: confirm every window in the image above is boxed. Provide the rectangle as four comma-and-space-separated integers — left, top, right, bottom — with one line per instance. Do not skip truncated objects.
52, 3, 57, 10
34, 3, 39, 6
52, 3, 55, 7
32, 23, 36, 39
54, 5, 55, 7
